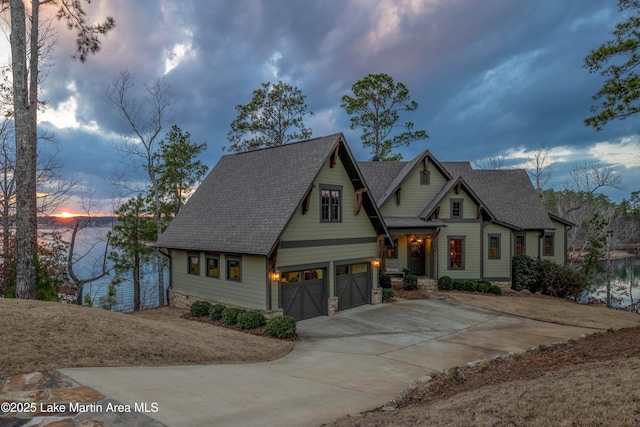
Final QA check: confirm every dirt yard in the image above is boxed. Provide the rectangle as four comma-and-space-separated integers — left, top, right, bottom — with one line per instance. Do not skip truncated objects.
0, 298, 293, 379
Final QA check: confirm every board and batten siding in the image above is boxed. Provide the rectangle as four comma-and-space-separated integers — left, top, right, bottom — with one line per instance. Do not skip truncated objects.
380, 159, 448, 217
483, 222, 511, 280
171, 250, 267, 310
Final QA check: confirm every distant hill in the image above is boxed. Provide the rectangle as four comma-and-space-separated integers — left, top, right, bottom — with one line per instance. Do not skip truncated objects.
36, 216, 117, 228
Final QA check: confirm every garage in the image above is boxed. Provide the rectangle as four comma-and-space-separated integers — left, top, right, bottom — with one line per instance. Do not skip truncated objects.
280, 268, 327, 321
335, 263, 371, 310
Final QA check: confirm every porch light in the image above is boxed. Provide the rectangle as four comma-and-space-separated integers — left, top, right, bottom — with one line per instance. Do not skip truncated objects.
371, 258, 381, 268
271, 269, 281, 282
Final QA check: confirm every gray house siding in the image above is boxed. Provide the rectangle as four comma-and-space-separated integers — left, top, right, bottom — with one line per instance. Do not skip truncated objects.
170, 250, 267, 310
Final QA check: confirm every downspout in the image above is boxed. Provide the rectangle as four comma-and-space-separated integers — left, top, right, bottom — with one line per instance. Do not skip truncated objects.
480, 219, 484, 281
159, 248, 172, 307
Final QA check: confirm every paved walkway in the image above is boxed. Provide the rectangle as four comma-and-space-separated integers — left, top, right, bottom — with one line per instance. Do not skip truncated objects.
1, 299, 599, 426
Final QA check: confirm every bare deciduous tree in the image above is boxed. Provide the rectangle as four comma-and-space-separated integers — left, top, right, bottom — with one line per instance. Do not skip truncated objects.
107, 70, 172, 307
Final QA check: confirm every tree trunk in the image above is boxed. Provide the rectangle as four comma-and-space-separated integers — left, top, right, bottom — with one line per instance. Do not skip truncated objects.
10, 0, 37, 299
151, 173, 165, 307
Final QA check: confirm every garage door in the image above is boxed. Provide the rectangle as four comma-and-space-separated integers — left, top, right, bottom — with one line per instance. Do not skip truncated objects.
280, 268, 327, 321
335, 263, 370, 310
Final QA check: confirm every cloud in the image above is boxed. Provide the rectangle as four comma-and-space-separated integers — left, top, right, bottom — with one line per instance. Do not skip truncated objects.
589, 136, 640, 169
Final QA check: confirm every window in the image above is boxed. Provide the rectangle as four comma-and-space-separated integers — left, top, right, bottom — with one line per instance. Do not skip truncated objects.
188, 253, 200, 275
206, 255, 219, 278
543, 234, 554, 256
386, 239, 399, 259
420, 171, 431, 185
448, 237, 464, 270
451, 199, 463, 219
488, 234, 500, 259
320, 185, 342, 222
226, 257, 242, 281
515, 234, 526, 256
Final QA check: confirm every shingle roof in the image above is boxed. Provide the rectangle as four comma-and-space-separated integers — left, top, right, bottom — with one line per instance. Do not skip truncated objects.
357, 161, 405, 201
157, 133, 387, 255
447, 169, 553, 230
358, 150, 452, 206
358, 152, 556, 231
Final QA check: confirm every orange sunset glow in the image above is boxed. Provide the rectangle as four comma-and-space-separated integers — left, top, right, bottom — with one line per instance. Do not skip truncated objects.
52, 211, 82, 219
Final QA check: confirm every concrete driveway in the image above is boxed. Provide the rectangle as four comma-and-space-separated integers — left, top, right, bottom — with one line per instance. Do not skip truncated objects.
61, 299, 598, 427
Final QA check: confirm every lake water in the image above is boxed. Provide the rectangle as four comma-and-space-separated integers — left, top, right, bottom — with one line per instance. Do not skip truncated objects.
580, 254, 640, 310
55, 226, 168, 312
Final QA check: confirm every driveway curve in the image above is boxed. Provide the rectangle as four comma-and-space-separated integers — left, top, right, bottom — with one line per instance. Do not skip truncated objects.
61, 299, 598, 426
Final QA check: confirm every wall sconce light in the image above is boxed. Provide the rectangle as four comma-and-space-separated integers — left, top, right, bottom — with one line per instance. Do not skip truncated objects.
371, 258, 381, 268
271, 269, 281, 282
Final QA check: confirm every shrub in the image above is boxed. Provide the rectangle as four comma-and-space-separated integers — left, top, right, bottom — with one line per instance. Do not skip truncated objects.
266, 315, 297, 338
452, 279, 465, 291
221, 307, 245, 325
438, 276, 453, 291
236, 310, 266, 329
546, 265, 588, 299
209, 304, 226, 321
488, 284, 503, 295
382, 288, 394, 302
403, 273, 418, 291
190, 300, 212, 317
463, 280, 478, 292
477, 282, 489, 293
511, 254, 539, 291
379, 273, 392, 289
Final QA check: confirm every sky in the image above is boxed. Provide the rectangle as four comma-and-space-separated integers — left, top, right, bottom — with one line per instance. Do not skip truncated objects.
1, 0, 639, 214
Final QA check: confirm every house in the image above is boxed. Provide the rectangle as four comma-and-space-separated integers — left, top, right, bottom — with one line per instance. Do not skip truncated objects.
358, 151, 572, 281
157, 134, 389, 321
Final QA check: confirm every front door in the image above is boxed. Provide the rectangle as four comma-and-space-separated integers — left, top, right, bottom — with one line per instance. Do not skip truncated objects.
407, 238, 425, 275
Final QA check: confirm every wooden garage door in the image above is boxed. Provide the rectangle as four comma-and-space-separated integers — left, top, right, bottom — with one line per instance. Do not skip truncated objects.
280, 268, 326, 321
335, 263, 370, 310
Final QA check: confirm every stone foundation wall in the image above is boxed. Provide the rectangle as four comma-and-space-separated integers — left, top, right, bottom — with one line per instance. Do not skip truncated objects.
168, 289, 283, 319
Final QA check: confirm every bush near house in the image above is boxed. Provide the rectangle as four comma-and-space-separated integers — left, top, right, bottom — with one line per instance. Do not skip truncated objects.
438, 276, 502, 295
190, 300, 212, 317
236, 310, 266, 329
438, 276, 453, 290
221, 307, 245, 325
403, 272, 418, 290
382, 288, 395, 302
511, 255, 588, 299
209, 303, 226, 321
266, 315, 297, 338
379, 273, 392, 289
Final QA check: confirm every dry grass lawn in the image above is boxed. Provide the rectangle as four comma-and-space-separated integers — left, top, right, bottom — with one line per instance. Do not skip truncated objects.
0, 298, 293, 379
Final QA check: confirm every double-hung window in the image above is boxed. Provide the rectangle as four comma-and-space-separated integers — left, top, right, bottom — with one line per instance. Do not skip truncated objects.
320, 185, 342, 222
227, 257, 242, 281
488, 235, 501, 259
188, 253, 200, 275
451, 199, 463, 219
543, 234, 554, 256
206, 255, 219, 278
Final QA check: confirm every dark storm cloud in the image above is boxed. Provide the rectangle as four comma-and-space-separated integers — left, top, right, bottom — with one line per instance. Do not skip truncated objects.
11, 0, 636, 212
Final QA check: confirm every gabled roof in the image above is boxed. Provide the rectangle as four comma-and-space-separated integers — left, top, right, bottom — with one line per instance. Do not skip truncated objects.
449, 169, 553, 230
358, 151, 558, 231
420, 175, 495, 221
358, 150, 452, 206
157, 133, 388, 255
